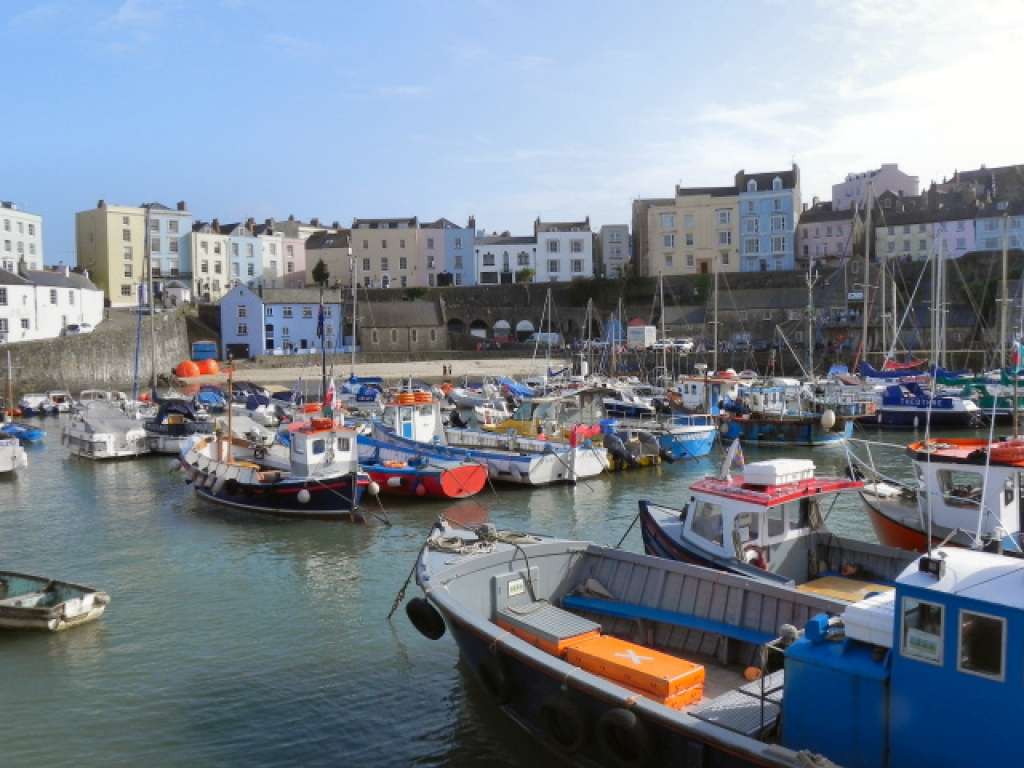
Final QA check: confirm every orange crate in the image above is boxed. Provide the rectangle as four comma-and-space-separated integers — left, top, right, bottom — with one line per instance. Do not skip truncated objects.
495, 618, 600, 657
565, 635, 705, 699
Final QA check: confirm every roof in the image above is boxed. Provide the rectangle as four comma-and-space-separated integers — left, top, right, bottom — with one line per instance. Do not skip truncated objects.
260, 288, 330, 305
0, 269, 29, 286
535, 219, 590, 233
359, 300, 444, 328
306, 230, 352, 249
690, 474, 862, 507
897, 547, 1024, 610
799, 202, 855, 225
140, 201, 172, 211
24, 269, 98, 291
476, 235, 535, 246
421, 217, 462, 230
736, 167, 799, 193
977, 199, 1024, 218
352, 217, 418, 228
675, 185, 737, 198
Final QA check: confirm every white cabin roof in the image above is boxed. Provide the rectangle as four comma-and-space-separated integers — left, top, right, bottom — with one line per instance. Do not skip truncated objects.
897, 547, 1024, 610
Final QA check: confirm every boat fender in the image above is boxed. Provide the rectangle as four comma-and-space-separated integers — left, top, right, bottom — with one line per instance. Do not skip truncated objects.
297, 488, 311, 504
405, 596, 445, 640
539, 695, 587, 754
820, 409, 836, 429
596, 707, 652, 768
415, 483, 426, 497
212, 477, 227, 495
367, 481, 380, 496
743, 545, 768, 570
387, 476, 404, 488
223, 478, 240, 496
477, 653, 513, 704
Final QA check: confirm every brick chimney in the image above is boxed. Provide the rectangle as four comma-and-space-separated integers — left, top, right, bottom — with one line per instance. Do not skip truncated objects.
176, 200, 187, 211
311, 217, 320, 227
97, 199, 107, 209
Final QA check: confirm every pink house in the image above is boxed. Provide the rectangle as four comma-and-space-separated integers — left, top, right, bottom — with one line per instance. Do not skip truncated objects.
282, 236, 307, 287
797, 200, 857, 267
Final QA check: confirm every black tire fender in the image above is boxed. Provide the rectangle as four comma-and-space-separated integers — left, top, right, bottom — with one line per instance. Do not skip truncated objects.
478, 653, 512, 704
596, 707, 652, 768
223, 478, 240, 496
539, 694, 587, 754
405, 597, 445, 641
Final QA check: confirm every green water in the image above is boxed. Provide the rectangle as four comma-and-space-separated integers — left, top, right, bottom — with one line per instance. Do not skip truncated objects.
1, 420, 930, 767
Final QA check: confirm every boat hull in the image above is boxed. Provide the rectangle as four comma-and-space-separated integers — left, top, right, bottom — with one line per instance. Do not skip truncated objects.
0, 443, 28, 473
358, 436, 487, 499
872, 407, 981, 429
720, 417, 851, 447
658, 427, 717, 461
192, 473, 366, 520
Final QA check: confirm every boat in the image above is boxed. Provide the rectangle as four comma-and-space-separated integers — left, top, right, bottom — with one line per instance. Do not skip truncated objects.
640, 446, 916, 595
657, 413, 718, 460
62, 402, 150, 459
193, 385, 228, 413
179, 417, 374, 519
406, 518, 1020, 767
0, 436, 28, 474
720, 380, 853, 447
45, 390, 75, 414
961, 381, 1024, 422
0, 420, 45, 444
872, 382, 981, 429
0, 572, 110, 631
373, 391, 607, 485
143, 399, 215, 455
853, 436, 1024, 552
357, 428, 488, 499
234, 393, 280, 427
17, 393, 53, 416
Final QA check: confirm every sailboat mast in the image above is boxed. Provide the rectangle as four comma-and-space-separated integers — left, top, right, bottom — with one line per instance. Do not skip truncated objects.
1001, 212, 1010, 371
5, 350, 12, 416
880, 254, 887, 358
659, 273, 667, 384
891, 267, 898, 353
145, 206, 158, 394
712, 266, 719, 373
320, 283, 327, 400
861, 187, 872, 369
806, 262, 816, 378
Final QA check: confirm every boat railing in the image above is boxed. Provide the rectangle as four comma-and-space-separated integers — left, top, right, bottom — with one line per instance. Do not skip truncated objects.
843, 438, 916, 492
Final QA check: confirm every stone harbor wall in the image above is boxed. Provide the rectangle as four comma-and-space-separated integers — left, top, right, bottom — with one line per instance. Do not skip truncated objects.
3, 310, 190, 396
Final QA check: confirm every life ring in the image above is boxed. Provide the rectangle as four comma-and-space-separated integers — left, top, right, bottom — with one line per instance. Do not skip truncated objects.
478, 653, 512, 704
311, 418, 334, 430
539, 695, 587, 754
596, 707, 652, 768
405, 597, 445, 640
743, 544, 768, 570
990, 439, 1024, 463
223, 478, 241, 496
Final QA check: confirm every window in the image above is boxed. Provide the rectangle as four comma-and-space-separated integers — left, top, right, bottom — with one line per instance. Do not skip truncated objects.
659, 213, 676, 229
49, 289, 57, 305
270, 260, 277, 273
337, 436, 351, 452
571, 259, 583, 273
918, 223, 926, 233
772, 236, 786, 253
937, 469, 983, 508
746, 201, 755, 214
717, 209, 731, 226
122, 228, 131, 242
2, 219, 7, 231
547, 240, 560, 253
685, 233, 695, 246
425, 237, 435, 249
121, 216, 129, 226
21, 318, 29, 330
214, 262, 222, 274
381, 239, 388, 249
169, 239, 179, 253
283, 306, 293, 318
124, 264, 133, 278
265, 306, 273, 317
721, 252, 729, 265
455, 237, 463, 249
772, 215, 785, 232
718, 231, 732, 246
282, 326, 289, 336
747, 180, 757, 192
664, 254, 673, 267
287, 262, 294, 273
371, 329, 379, 344
682, 213, 695, 229
399, 239, 406, 249
399, 257, 407, 270
302, 306, 313, 319
902, 239, 911, 253
168, 220, 178, 234
2, 240, 7, 252
772, 177, 782, 191
692, 501, 723, 546
0, 288, 5, 305
247, 263, 255, 276
903, 225, 911, 234
548, 259, 560, 273
766, 506, 785, 538
238, 306, 247, 318
411, 328, 418, 344
381, 257, 389, 271
956, 237, 966, 250
918, 239, 926, 251
744, 218, 759, 234
686, 254, 694, 267
121, 285, 132, 297
773, 198, 782, 212
269, 243, 277, 256
745, 238, 759, 253
959, 610, 1005, 680
887, 241, 896, 254
247, 244, 254, 258
571, 239, 583, 253
149, 219, 160, 233
214, 243, 222, 255
361, 258, 370, 272
0, 318, 7, 333
663, 234, 675, 248
517, 251, 529, 266
237, 324, 248, 335
902, 597, 944, 665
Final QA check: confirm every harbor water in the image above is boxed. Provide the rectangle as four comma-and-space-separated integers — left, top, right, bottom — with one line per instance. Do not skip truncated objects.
2, 420, 931, 767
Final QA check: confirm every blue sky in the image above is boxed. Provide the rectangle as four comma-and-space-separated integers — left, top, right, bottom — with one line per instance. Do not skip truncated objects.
2, 0, 1021, 265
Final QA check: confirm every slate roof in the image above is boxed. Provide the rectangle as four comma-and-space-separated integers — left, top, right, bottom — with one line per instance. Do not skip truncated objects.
476, 235, 535, 246
359, 300, 444, 327
352, 217, 418, 228
535, 219, 590, 233
799, 202, 855, 225
675, 185, 737, 198
735, 167, 799, 192
0, 268, 30, 286
307, 230, 352, 249
25, 269, 98, 291
140, 202, 173, 211
421, 217, 460, 230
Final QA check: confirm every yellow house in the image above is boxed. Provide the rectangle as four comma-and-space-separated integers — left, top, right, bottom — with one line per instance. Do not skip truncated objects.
75, 201, 147, 307
647, 186, 739, 276
351, 217, 425, 288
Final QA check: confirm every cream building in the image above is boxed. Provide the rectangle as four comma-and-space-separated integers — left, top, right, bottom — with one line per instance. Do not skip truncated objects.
305, 230, 353, 287
647, 186, 739, 276
191, 221, 230, 302
351, 217, 424, 288
75, 200, 148, 307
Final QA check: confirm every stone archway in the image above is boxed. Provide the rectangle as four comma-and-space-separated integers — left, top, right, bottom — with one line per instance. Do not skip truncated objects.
469, 319, 488, 338
447, 318, 465, 335
493, 319, 512, 342
515, 319, 535, 342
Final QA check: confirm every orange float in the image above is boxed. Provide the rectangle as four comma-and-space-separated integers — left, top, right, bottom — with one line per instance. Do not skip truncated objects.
175, 360, 201, 378
990, 439, 1024, 463
196, 358, 220, 375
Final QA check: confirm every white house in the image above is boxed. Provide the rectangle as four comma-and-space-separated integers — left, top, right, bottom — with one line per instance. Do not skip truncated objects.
1, 201, 43, 272
0, 265, 104, 344
534, 217, 595, 282
832, 164, 919, 211
218, 284, 346, 360
474, 235, 536, 285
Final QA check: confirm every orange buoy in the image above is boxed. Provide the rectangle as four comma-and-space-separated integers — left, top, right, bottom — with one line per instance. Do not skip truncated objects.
414, 391, 432, 403
303, 403, 321, 414
398, 392, 416, 405
196, 358, 220, 375
175, 360, 201, 378
743, 666, 762, 682
990, 439, 1024, 463
311, 417, 334, 430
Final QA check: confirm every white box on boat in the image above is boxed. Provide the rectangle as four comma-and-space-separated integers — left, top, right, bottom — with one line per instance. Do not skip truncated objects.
743, 459, 814, 486
842, 590, 894, 648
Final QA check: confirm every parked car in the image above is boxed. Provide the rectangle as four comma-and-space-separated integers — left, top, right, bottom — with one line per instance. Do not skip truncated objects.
671, 338, 695, 353
63, 323, 94, 335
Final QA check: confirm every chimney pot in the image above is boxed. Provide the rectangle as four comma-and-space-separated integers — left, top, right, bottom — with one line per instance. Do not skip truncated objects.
332, 220, 340, 229
311, 217, 320, 227
97, 199, 106, 209
177, 200, 187, 211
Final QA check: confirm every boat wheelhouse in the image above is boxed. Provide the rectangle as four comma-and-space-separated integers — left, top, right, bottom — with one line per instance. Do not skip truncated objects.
720, 381, 853, 447
144, 400, 215, 455
641, 456, 915, 597
855, 437, 1024, 552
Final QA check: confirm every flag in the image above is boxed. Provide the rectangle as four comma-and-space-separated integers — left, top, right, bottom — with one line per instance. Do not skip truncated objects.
316, 303, 325, 339
324, 376, 336, 411
1014, 340, 1023, 370
718, 438, 744, 480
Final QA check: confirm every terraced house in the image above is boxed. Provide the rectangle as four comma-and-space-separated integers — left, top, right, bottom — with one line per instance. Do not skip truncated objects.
534, 217, 594, 282
351, 217, 423, 288
191, 220, 229, 302
645, 185, 739, 276
474, 234, 536, 285
1, 201, 43, 273
420, 217, 475, 286
737, 165, 801, 272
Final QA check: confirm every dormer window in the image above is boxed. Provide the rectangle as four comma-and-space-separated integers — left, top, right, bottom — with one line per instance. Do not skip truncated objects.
772, 177, 783, 191
747, 180, 757, 193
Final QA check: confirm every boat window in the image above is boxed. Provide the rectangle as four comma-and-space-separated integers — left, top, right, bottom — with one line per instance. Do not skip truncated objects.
1005, 476, 1016, 507
292, 439, 305, 455
937, 470, 983, 508
734, 511, 759, 543
311, 438, 326, 455
766, 506, 785, 538
692, 501, 724, 546
787, 500, 810, 530
337, 437, 350, 453
901, 597, 944, 665
958, 610, 1005, 681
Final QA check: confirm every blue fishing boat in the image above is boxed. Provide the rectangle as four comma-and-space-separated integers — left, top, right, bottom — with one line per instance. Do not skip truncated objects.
657, 414, 718, 460
874, 382, 981, 428
720, 381, 853, 447
0, 421, 45, 444
407, 517, 1020, 767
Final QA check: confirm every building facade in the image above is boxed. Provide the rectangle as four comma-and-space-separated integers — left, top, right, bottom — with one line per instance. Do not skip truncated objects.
191, 221, 230, 302
474, 235, 536, 285
0, 265, 103, 343
932, 217, 977, 259
351, 217, 423, 288
75, 200, 148, 307
797, 200, 857, 267
1, 201, 43, 272
737, 166, 801, 272
876, 214, 934, 261
222, 222, 262, 289
647, 187, 739, 276
305, 230, 353, 287
534, 217, 593, 282
598, 224, 630, 278
143, 201, 192, 293
420, 217, 475, 286
833, 163, 919, 211
975, 204, 1024, 252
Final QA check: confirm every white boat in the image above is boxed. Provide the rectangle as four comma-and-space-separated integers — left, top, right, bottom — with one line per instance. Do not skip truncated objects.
17, 393, 52, 416
144, 400, 215, 455
45, 390, 75, 413
0, 572, 110, 631
62, 402, 150, 459
0, 436, 28, 474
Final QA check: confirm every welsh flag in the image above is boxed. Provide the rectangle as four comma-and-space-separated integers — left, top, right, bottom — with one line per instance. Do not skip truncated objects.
324, 376, 336, 416
1014, 340, 1023, 370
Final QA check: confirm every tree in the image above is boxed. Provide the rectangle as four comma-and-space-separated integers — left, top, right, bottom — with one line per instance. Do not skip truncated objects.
515, 268, 534, 284
312, 258, 330, 287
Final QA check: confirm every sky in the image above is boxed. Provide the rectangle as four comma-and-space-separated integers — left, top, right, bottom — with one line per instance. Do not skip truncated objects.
2, 0, 1022, 265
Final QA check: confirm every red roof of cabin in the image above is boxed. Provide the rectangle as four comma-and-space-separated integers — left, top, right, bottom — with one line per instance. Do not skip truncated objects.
690, 475, 864, 506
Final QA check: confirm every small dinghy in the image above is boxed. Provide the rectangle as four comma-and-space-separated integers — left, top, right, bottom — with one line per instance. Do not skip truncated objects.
0, 420, 45, 444
0, 572, 110, 631
357, 431, 487, 499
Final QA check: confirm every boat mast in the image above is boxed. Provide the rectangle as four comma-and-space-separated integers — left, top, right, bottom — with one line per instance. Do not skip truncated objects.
712, 265, 719, 373
806, 261, 818, 378
145, 206, 158, 395
860, 185, 872, 370
1001, 212, 1009, 371
891, 265, 898, 354
659, 272, 667, 384
225, 358, 233, 464
880, 251, 887, 359
5, 349, 12, 417
320, 282, 327, 401
351, 250, 358, 379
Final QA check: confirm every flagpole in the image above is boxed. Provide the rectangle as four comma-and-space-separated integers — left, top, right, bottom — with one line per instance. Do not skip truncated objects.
319, 283, 327, 406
